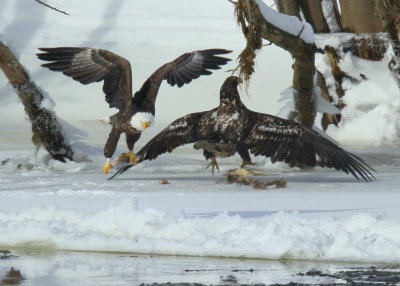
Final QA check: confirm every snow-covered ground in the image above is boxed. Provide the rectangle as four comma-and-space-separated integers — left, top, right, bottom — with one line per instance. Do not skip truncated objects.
1, 142, 400, 264
2, 0, 400, 284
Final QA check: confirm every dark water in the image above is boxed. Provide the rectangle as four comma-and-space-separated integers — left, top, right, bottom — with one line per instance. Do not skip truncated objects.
1, 249, 399, 286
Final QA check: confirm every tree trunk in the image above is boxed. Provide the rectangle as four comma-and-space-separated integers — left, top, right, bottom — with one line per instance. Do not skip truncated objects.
299, 0, 330, 32
340, 0, 382, 33
376, 0, 400, 85
274, 0, 300, 17
277, 0, 385, 129
0, 41, 74, 162
237, 0, 316, 127
317, 71, 342, 130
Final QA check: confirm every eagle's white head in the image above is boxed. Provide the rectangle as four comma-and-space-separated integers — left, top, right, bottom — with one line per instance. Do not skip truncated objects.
130, 112, 155, 131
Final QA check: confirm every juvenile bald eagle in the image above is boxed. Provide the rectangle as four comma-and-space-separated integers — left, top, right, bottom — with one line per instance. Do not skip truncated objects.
110, 76, 375, 181
37, 47, 231, 173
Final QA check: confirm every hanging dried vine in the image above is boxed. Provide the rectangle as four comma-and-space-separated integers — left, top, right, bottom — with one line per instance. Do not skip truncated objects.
234, 0, 316, 127
234, 0, 263, 84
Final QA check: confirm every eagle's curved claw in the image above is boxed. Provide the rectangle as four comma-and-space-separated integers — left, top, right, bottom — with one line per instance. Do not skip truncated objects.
102, 159, 112, 174
206, 156, 220, 175
125, 151, 138, 165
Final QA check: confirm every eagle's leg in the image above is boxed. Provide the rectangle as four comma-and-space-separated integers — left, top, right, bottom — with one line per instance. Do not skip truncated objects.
206, 156, 220, 175
124, 132, 142, 165
103, 127, 121, 174
125, 151, 138, 165
237, 147, 256, 167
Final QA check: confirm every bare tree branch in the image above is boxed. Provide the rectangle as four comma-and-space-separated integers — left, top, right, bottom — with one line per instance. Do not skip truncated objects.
0, 41, 74, 162
34, 0, 70, 16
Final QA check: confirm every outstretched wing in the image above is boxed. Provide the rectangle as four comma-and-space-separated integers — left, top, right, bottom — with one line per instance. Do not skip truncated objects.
132, 49, 232, 109
165, 49, 232, 87
108, 112, 206, 179
242, 112, 375, 181
37, 47, 132, 111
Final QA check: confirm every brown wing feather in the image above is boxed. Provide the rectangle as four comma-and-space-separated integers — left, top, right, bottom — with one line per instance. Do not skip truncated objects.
242, 112, 375, 181
37, 47, 132, 111
108, 112, 205, 179
166, 49, 232, 87
132, 49, 232, 111
137, 112, 205, 160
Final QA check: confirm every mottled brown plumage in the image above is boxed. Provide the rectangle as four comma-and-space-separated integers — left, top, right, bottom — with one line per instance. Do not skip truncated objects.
193, 141, 254, 174
111, 76, 375, 181
37, 47, 231, 172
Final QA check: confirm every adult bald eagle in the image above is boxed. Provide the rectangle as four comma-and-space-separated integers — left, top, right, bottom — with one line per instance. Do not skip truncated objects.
110, 76, 375, 181
37, 47, 231, 173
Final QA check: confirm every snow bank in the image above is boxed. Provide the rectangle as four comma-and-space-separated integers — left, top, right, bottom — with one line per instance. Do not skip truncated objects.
330, 51, 400, 146
313, 34, 400, 147
1, 203, 400, 263
0, 147, 93, 173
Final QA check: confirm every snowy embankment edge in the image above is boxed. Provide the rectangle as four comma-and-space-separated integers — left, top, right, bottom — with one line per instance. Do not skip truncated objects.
1, 202, 399, 264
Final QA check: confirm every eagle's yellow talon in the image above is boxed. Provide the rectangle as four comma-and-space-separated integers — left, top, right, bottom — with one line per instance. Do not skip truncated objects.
102, 159, 112, 174
125, 151, 138, 165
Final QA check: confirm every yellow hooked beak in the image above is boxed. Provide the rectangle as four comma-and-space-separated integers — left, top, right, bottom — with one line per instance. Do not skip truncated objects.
141, 121, 150, 129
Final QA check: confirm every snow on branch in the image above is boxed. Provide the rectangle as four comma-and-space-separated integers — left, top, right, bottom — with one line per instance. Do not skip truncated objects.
254, 0, 314, 44
321, 0, 341, 32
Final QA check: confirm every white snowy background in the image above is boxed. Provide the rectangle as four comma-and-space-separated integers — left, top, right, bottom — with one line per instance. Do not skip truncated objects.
1, 1, 400, 281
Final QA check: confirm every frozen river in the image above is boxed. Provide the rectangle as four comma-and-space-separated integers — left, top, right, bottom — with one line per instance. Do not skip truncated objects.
2, 250, 400, 285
